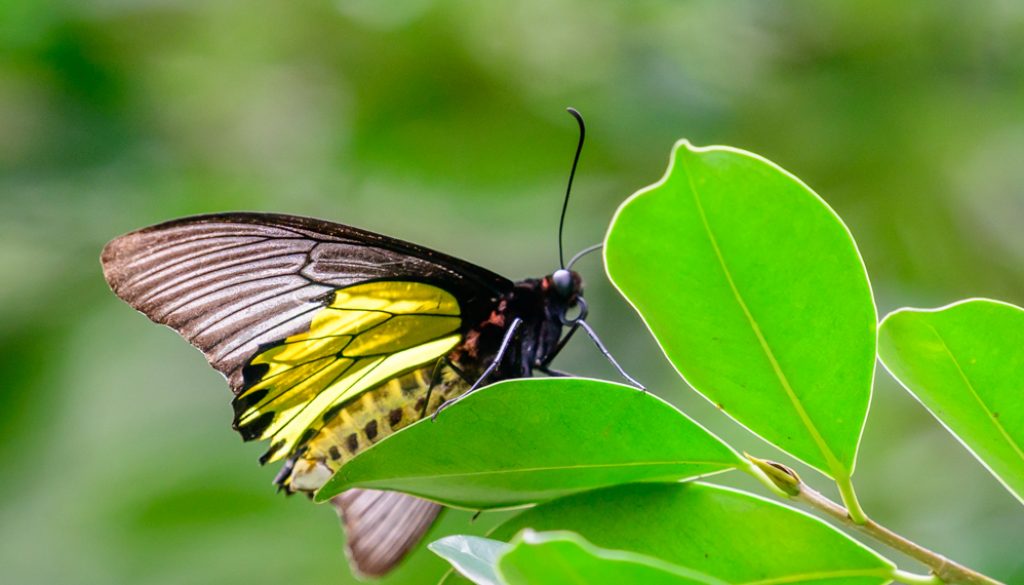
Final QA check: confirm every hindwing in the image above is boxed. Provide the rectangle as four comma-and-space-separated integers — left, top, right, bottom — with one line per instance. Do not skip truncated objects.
234, 280, 464, 463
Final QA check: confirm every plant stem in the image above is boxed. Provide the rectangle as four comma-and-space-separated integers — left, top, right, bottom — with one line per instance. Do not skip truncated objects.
742, 456, 1003, 585
796, 482, 1003, 585
835, 474, 868, 524
893, 569, 944, 585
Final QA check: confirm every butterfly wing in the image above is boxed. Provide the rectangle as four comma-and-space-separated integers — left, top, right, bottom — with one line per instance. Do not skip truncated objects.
101, 212, 511, 391
101, 212, 513, 576
332, 490, 442, 578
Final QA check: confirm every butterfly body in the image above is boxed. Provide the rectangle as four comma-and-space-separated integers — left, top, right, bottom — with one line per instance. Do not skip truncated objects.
101, 212, 583, 577
257, 274, 583, 494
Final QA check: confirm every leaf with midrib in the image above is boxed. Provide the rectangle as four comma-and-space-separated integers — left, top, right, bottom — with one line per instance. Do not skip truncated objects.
433, 532, 726, 585
316, 378, 742, 507
605, 140, 877, 481
879, 298, 1024, 505
497, 531, 729, 585
481, 483, 894, 585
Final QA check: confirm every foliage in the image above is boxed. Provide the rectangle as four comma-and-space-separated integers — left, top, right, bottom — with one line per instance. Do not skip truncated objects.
337, 142, 1021, 584
316, 377, 742, 507
4, 3, 1024, 585
879, 300, 1024, 504
605, 141, 875, 483
478, 483, 893, 585
433, 532, 728, 585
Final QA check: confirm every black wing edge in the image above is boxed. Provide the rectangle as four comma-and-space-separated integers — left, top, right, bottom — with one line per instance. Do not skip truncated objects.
101, 211, 514, 297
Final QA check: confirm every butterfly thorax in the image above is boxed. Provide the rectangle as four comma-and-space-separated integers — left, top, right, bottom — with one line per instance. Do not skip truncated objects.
458, 272, 583, 379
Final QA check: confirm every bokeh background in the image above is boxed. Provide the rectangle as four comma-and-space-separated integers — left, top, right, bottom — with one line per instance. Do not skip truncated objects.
2, 1, 1023, 583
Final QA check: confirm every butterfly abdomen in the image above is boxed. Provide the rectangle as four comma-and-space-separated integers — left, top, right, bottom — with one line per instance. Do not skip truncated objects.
281, 364, 469, 493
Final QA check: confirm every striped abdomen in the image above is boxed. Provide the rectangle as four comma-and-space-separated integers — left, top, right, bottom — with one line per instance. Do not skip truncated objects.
280, 364, 468, 493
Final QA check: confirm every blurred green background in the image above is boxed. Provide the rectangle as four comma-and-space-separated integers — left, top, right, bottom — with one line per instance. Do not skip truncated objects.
2, 1, 1022, 583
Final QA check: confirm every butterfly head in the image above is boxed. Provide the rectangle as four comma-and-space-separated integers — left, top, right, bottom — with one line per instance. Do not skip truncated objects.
543, 268, 585, 324
549, 268, 580, 299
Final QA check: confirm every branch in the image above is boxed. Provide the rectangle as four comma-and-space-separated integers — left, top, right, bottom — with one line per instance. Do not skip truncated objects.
745, 456, 1004, 585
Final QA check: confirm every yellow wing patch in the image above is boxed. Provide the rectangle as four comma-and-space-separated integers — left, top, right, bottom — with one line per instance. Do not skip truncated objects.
233, 281, 462, 463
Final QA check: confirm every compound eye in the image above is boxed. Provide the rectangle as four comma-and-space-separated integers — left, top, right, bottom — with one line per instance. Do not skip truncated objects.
552, 269, 573, 298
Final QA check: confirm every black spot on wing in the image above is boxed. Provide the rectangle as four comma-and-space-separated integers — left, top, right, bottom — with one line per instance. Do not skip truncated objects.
237, 411, 275, 440
260, 439, 286, 465
241, 358, 271, 391
297, 427, 317, 448
232, 387, 269, 419
321, 401, 345, 424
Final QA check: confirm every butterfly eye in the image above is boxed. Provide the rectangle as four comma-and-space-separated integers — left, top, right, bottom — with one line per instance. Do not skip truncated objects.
552, 269, 573, 298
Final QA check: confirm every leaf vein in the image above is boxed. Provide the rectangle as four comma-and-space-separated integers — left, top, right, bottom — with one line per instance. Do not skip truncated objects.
678, 152, 845, 479
346, 459, 735, 484
924, 322, 1024, 464
741, 567, 892, 585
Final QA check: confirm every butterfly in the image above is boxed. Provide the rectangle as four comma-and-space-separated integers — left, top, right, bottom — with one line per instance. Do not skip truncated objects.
99, 109, 639, 578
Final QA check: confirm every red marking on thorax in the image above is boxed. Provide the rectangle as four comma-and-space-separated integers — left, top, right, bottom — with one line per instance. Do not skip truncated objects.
485, 311, 506, 327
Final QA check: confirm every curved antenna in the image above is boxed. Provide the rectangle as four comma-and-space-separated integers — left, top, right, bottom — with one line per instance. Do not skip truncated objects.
566, 242, 603, 270
559, 107, 586, 268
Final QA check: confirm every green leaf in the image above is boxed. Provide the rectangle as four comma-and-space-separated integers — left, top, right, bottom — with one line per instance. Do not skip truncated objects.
316, 378, 741, 507
497, 530, 728, 585
878, 298, 1024, 504
489, 482, 894, 585
429, 535, 508, 585
605, 140, 877, 480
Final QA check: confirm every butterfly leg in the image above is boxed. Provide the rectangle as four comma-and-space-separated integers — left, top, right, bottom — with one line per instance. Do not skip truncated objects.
421, 357, 447, 419
537, 321, 580, 369
577, 320, 646, 391
432, 317, 524, 421
443, 357, 474, 385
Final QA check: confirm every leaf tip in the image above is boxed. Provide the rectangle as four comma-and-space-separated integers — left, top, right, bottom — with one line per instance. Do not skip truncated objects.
671, 137, 695, 150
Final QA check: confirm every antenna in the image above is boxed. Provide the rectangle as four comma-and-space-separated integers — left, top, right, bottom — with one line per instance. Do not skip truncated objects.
567, 242, 603, 270
559, 107, 586, 268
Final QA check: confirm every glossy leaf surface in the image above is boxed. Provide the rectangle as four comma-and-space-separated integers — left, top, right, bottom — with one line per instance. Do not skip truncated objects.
605, 141, 877, 479
498, 531, 727, 585
879, 299, 1024, 504
429, 535, 507, 585
488, 483, 894, 585
317, 378, 741, 507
